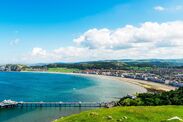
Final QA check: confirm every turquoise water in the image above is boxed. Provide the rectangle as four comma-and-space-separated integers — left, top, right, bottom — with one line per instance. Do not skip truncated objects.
0, 72, 146, 122
0, 107, 96, 122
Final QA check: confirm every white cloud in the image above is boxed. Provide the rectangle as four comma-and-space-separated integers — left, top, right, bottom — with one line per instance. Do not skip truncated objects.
23, 47, 88, 63
154, 6, 165, 11
9, 38, 20, 46
154, 5, 183, 12
22, 47, 53, 63
23, 21, 183, 63
74, 21, 183, 49
31, 47, 47, 57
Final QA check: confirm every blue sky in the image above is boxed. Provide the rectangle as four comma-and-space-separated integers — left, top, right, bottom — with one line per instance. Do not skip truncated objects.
0, 0, 183, 64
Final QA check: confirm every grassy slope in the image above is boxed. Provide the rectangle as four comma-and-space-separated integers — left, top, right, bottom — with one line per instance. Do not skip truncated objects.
48, 68, 80, 73
55, 106, 183, 122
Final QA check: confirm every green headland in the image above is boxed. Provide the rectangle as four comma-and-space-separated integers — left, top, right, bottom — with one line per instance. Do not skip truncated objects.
55, 106, 183, 122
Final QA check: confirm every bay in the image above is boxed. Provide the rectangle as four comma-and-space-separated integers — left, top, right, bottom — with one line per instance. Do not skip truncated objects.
0, 72, 146, 122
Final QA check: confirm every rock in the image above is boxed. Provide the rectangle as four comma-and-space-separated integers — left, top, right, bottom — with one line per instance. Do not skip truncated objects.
106, 115, 113, 120
167, 116, 183, 121
89, 112, 99, 116
123, 116, 128, 119
117, 119, 123, 121
105, 101, 116, 108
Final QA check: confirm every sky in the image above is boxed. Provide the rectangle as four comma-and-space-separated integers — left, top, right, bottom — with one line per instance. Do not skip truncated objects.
0, 0, 183, 64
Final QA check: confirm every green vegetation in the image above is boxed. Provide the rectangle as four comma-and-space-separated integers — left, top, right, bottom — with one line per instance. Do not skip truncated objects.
55, 106, 183, 122
117, 87, 183, 106
55, 88, 183, 122
48, 68, 80, 73
47, 61, 128, 70
23, 67, 33, 71
2, 59, 183, 71
127, 66, 153, 71
46, 60, 181, 70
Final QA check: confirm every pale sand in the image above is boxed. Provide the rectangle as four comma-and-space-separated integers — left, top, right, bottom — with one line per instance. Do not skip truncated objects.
69, 73, 177, 92
22, 71, 177, 92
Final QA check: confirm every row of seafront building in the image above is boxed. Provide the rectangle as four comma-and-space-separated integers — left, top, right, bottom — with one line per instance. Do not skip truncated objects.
75, 69, 183, 87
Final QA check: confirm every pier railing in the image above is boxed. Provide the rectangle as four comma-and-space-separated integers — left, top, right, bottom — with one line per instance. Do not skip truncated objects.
0, 100, 113, 108
17, 102, 107, 107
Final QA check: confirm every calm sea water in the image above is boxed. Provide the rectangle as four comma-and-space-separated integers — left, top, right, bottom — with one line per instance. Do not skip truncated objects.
0, 72, 146, 122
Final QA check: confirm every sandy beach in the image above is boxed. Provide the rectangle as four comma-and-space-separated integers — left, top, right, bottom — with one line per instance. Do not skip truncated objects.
22, 71, 177, 92
69, 73, 177, 92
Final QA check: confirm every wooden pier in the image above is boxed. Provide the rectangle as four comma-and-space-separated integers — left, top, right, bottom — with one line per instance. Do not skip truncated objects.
1, 101, 109, 108
17, 102, 107, 108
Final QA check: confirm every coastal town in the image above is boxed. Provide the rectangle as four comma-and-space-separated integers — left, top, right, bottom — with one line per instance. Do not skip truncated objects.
1, 0, 183, 122
76, 68, 183, 87
1, 63, 183, 88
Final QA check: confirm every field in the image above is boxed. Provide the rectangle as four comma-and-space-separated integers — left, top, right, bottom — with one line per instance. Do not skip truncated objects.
55, 106, 183, 122
48, 68, 80, 73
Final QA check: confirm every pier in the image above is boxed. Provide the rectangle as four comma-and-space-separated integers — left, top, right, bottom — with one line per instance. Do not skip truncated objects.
0, 100, 18, 108
0, 100, 111, 108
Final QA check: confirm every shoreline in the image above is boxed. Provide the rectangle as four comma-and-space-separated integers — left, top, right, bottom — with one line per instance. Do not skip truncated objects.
21, 71, 177, 92
70, 73, 177, 92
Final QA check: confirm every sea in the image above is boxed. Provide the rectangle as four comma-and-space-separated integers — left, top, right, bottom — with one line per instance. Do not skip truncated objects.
0, 72, 146, 122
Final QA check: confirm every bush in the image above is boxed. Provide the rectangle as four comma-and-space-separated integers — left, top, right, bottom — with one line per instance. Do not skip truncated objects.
117, 87, 183, 106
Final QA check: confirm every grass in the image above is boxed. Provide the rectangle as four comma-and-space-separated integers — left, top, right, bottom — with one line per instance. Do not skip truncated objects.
54, 106, 183, 122
48, 68, 80, 73
128, 66, 153, 71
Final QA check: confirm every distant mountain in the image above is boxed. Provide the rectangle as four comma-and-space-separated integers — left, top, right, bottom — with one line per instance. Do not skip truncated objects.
46, 61, 127, 70
29, 59, 183, 70
28, 63, 49, 67
118, 59, 183, 66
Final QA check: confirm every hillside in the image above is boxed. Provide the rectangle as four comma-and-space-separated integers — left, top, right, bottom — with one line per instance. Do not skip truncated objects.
45, 59, 183, 70
47, 61, 128, 70
2, 59, 183, 72
54, 106, 183, 122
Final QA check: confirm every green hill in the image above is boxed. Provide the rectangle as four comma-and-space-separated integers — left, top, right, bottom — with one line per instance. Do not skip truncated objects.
47, 61, 127, 70
48, 68, 80, 73
54, 106, 183, 122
